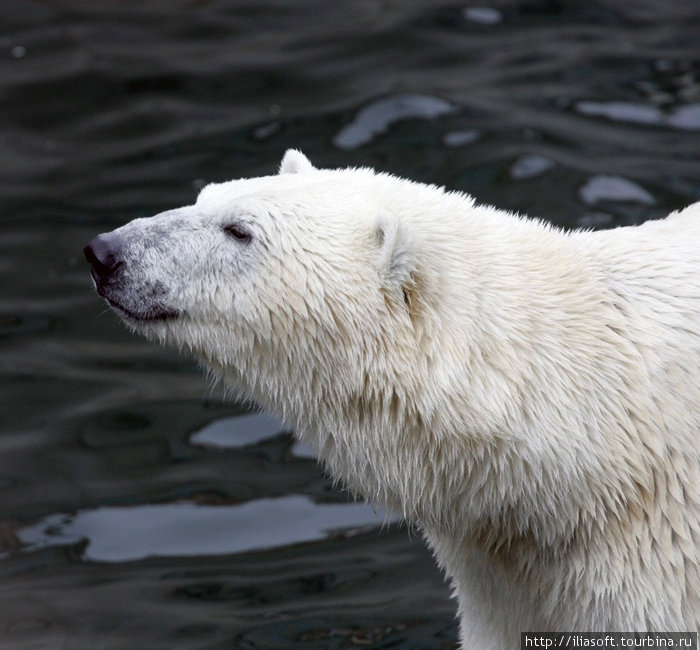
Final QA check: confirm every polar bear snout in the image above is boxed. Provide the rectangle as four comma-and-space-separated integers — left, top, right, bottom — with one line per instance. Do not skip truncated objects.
84, 232, 124, 287
84, 230, 179, 323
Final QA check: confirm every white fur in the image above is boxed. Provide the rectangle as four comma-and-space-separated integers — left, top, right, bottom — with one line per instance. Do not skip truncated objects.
94, 151, 700, 648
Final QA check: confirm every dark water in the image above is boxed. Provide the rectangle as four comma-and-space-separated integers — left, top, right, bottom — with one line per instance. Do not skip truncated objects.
0, 1, 698, 648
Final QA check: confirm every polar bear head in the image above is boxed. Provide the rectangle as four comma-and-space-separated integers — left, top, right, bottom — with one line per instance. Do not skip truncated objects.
84, 151, 440, 427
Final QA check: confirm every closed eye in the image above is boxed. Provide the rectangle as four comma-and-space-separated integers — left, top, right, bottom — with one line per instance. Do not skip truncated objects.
223, 224, 252, 243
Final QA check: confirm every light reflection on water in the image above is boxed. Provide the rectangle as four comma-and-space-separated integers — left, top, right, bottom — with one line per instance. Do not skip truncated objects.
579, 175, 656, 206
575, 100, 700, 131
190, 412, 289, 449
18, 495, 397, 562
333, 93, 458, 149
19, 411, 381, 563
190, 411, 317, 458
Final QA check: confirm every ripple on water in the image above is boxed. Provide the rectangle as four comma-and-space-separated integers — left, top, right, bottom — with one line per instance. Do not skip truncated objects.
442, 128, 481, 148
17, 496, 396, 562
333, 94, 458, 150
510, 155, 555, 180
575, 101, 700, 131
189, 411, 315, 458
462, 7, 503, 25
579, 175, 655, 205
190, 412, 287, 448
0, 313, 53, 339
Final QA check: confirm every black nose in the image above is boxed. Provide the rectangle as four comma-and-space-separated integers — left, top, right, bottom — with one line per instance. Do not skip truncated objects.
84, 232, 124, 282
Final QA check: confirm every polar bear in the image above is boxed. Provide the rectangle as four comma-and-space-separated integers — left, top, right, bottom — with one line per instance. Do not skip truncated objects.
85, 150, 700, 648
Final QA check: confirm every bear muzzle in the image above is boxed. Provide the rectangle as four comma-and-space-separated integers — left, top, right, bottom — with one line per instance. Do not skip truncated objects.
84, 231, 179, 323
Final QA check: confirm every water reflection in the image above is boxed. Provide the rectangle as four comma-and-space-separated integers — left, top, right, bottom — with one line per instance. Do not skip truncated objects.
190, 412, 288, 449
190, 411, 316, 457
442, 128, 481, 147
576, 101, 700, 131
18, 495, 396, 563
462, 7, 503, 25
510, 155, 554, 180
333, 94, 457, 149
579, 175, 655, 206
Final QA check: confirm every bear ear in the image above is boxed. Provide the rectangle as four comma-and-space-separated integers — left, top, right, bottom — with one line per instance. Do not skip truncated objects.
375, 212, 417, 295
279, 149, 315, 175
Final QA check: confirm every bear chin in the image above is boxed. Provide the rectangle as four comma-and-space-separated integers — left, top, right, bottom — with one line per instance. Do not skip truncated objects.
104, 295, 180, 323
